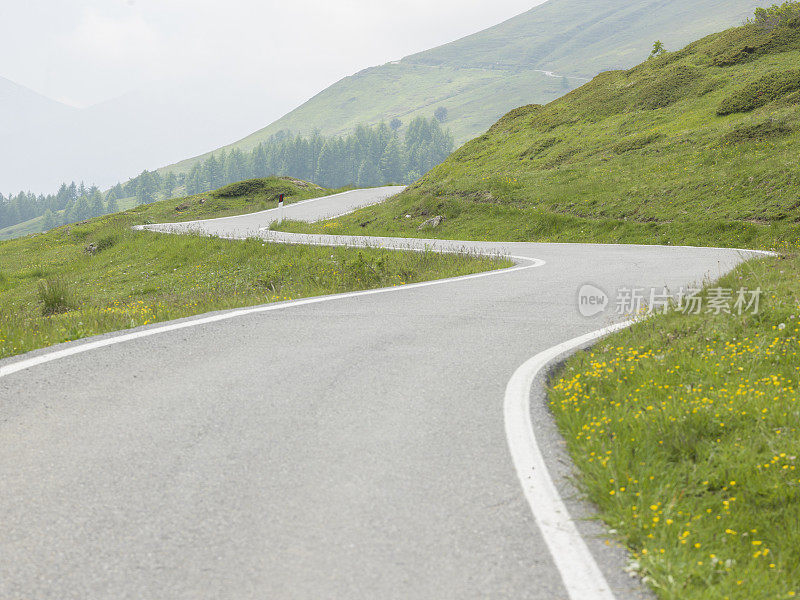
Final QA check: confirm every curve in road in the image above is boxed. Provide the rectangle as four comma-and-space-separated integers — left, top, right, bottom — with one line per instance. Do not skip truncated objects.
1, 188, 764, 599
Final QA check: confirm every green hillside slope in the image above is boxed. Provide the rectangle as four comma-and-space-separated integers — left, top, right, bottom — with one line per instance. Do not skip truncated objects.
288, 13, 800, 250
162, 0, 770, 176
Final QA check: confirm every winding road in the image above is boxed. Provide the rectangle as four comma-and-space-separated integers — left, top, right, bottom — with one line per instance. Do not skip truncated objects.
1, 187, 761, 599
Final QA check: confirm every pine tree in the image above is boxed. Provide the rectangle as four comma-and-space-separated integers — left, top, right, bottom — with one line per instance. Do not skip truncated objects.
42, 209, 56, 231
67, 182, 78, 204
136, 171, 158, 204
89, 190, 104, 217
380, 137, 404, 184
315, 140, 340, 187
106, 193, 120, 214
356, 159, 381, 188
163, 172, 178, 198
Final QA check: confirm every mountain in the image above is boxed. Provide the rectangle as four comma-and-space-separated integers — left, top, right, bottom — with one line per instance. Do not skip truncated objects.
161, 0, 772, 176
0, 77, 78, 193
0, 76, 77, 134
311, 8, 800, 249
0, 77, 290, 195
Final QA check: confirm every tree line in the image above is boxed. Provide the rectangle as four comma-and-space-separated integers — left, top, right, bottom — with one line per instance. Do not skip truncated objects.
173, 115, 453, 196
0, 182, 120, 231
0, 115, 453, 233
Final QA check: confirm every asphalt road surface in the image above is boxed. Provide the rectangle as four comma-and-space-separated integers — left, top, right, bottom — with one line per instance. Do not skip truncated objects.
1, 188, 762, 599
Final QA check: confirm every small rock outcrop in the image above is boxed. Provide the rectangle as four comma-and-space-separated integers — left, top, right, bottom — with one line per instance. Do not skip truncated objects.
417, 215, 445, 231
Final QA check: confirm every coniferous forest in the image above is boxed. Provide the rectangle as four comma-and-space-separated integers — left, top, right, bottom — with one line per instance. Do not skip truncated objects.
0, 116, 453, 233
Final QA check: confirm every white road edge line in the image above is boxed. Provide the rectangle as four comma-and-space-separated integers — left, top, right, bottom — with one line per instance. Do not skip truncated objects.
504, 320, 636, 600
0, 255, 545, 380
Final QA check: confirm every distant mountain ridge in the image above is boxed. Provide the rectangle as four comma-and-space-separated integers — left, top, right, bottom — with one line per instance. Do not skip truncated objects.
161, 0, 772, 176
0, 77, 288, 194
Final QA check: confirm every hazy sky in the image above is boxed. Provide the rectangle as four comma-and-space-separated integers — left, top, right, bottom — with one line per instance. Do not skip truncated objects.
2, 0, 546, 109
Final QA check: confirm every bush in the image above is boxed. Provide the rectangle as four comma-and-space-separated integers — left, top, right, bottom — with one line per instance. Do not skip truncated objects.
717, 69, 800, 115
710, 13, 800, 66
633, 66, 704, 110
520, 136, 560, 159
720, 118, 793, 143
750, 1, 800, 31
612, 133, 664, 154
712, 44, 759, 67
215, 178, 292, 199
95, 235, 118, 252
38, 277, 78, 315
696, 77, 726, 96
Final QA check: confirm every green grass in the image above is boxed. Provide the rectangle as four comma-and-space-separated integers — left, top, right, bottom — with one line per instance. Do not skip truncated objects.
549, 253, 800, 599
160, 0, 767, 176
278, 19, 800, 252
0, 177, 508, 360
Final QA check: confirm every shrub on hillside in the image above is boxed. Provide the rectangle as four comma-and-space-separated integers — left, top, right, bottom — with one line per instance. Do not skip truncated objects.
95, 235, 117, 252
633, 66, 704, 110
519, 136, 560, 159
751, 1, 800, 31
37, 277, 78, 315
717, 69, 800, 115
710, 10, 800, 67
215, 179, 292, 199
720, 118, 793, 143
696, 77, 727, 96
612, 133, 664, 154
712, 44, 760, 67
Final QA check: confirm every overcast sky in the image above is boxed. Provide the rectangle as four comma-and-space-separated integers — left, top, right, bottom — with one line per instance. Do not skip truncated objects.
2, 0, 546, 109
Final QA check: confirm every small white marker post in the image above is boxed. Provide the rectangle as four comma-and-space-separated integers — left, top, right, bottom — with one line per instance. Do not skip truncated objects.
277, 193, 285, 225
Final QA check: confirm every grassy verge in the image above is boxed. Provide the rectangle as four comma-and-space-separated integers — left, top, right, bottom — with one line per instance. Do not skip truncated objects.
274, 194, 800, 253
549, 252, 800, 599
0, 180, 508, 361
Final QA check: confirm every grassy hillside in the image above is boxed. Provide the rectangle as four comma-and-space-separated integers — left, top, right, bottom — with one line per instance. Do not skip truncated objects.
284, 15, 800, 251
552, 253, 800, 599
161, 0, 769, 177
0, 178, 505, 360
